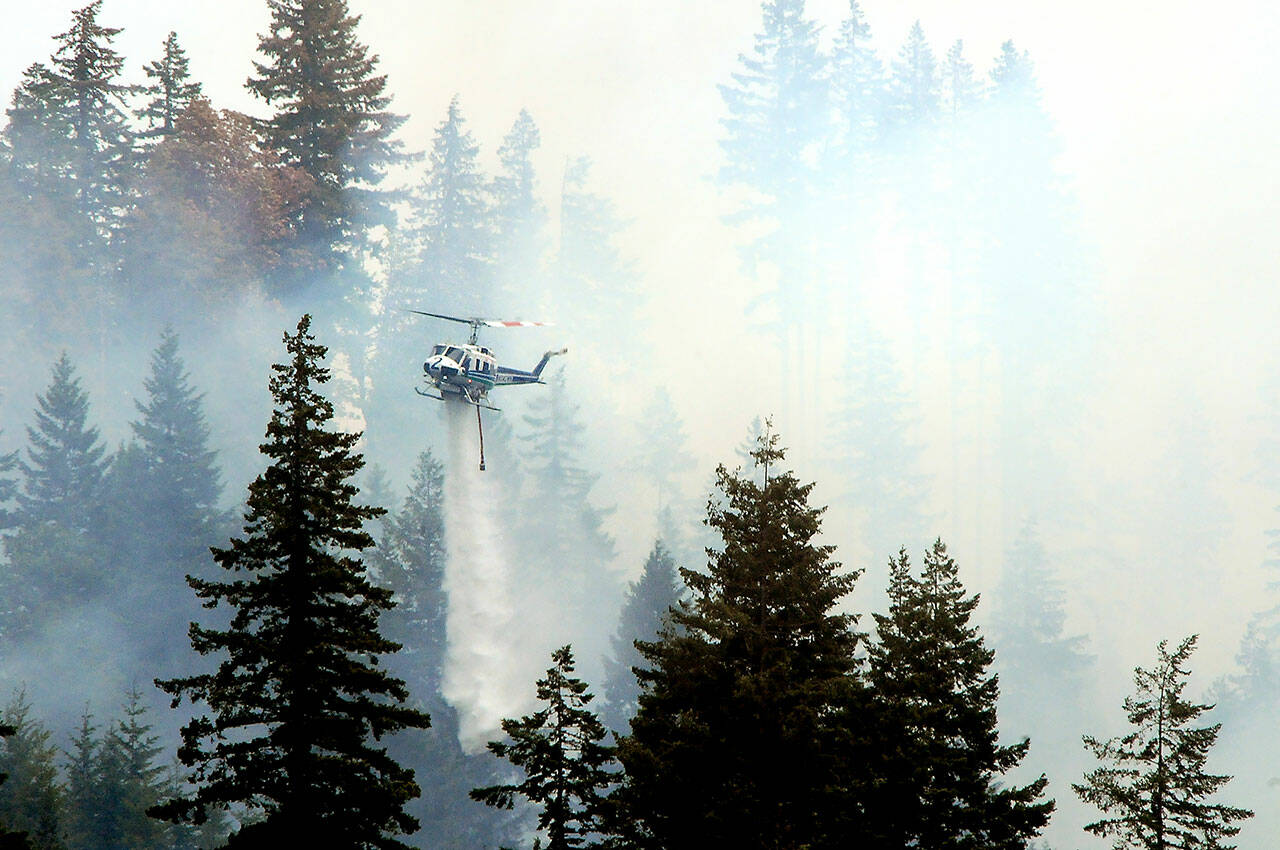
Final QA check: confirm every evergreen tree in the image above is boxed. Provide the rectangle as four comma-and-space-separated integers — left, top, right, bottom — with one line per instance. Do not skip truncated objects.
491, 109, 547, 310
1075, 636, 1253, 850
828, 0, 885, 165
942, 40, 981, 120
370, 450, 447, 696
616, 429, 863, 848
1, 63, 89, 337
519, 367, 616, 617
102, 329, 227, 665
555, 157, 639, 349
990, 522, 1091, 688
2, 349, 108, 641
472, 645, 616, 850
0, 447, 17, 532
137, 32, 203, 139
0, 721, 31, 850
94, 690, 175, 850
629, 389, 695, 517
17, 353, 107, 533
718, 0, 827, 211
153, 315, 430, 847
62, 711, 104, 850
0, 694, 60, 850
41, 2, 136, 241
828, 321, 929, 562
409, 95, 491, 308
886, 21, 940, 133
247, 0, 408, 267
867, 540, 1053, 848
600, 541, 682, 735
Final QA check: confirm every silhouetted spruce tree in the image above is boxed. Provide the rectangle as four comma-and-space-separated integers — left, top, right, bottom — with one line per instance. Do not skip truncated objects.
0, 694, 60, 850
1075, 636, 1252, 850
630, 389, 695, 518
867, 540, 1053, 849
16, 353, 107, 533
519, 367, 616, 613
409, 95, 492, 308
942, 40, 981, 120
616, 429, 863, 849
472, 645, 615, 850
94, 691, 176, 850
0, 448, 16, 532
0, 721, 31, 850
32, 0, 137, 262
718, 0, 826, 215
370, 449, 447, 697
137, 32, 202, 140
555, 157, 640, 350
152, 315, 430, 847
2, 355, 109, 637
490, 109, 547, 310
828, 320, 929, 561
991, 521, 1091, 690
247, 0, 407, 269
887, 21, 940, 133
2, 65, 88, 340
102, 330, 226, 669
829, 0, 885, 169
600, 541, 682, 735
62, 711, 106, 850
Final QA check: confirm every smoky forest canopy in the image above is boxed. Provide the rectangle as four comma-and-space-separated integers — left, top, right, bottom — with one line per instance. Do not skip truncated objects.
0, 0, 1276, 848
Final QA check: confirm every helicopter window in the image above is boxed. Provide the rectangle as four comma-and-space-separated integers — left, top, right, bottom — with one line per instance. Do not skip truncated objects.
445, 347, 465, 362
431, 344, 446, 356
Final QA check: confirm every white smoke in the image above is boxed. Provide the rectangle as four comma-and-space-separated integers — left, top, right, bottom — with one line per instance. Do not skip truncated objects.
440, 397, 522, 751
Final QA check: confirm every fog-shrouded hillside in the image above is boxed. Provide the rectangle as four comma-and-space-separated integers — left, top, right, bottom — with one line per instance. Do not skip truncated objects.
1, 0, 1277, 848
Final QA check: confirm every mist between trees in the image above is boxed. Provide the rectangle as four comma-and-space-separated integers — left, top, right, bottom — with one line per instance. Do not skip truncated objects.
1, 0, 1277, 847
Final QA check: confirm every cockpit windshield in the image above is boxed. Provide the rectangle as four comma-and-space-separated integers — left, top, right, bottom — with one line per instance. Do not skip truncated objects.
445, 347, 465, 362
431, 344, 447, 356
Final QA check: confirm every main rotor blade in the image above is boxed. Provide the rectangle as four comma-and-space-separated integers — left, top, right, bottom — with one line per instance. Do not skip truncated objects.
478, 319, 554, 328
406, 310, 554, 329
405, 309, 475, 325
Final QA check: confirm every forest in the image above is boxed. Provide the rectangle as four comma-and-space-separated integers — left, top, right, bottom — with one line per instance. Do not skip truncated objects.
0, 0, 1276, 848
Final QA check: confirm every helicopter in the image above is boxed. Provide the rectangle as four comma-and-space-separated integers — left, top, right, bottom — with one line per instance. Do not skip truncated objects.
408, 309, 567, 470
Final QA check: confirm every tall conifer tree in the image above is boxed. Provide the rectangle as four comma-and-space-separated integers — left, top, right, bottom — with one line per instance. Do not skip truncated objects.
0, 721, 31, 850
519, 367, 616, 616
887, 21, 940, 132
1075, 636, 1252, 850
867, 540, 1053, 848
36, 0, 136, 247
63, 711, 106, 850
153, 315, 430, 847
17, 353, 107, 533
617, 429, 863, 848
0, 694, 59, 850
491, 109, 547, 309
472, 646, 615, 850
137, 32, 202, 139
829, 0, 884, 163
410, 95, 491, 308
247, 0, 407, 268
600, 541, 682, 735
